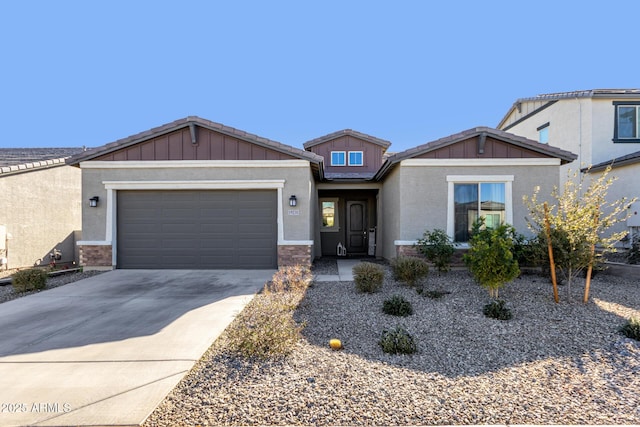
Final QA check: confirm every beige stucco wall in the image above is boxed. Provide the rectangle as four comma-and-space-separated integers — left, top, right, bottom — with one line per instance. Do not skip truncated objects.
0, 165, 81, 269
79, 162, 314, 247
393, 162, 561, 244
380, 166, 401, 259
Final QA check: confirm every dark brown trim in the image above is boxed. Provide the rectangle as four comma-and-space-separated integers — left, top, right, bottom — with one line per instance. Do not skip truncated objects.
501, 101, 558, 131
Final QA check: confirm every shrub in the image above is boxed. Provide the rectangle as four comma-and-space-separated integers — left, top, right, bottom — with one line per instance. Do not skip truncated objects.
391, 257, 429, 287
483, 299, 513, 320
353, 262, 385, 293
12, 268, 48, 292
225, 295, 304, 359
415, 229, 456, 273
628, 235, 640, 265
382, 295, 413, 317
464, 219, 520, 298
379, 326, 417, 354
620, 317, 640, 341
266, 265, 313, 293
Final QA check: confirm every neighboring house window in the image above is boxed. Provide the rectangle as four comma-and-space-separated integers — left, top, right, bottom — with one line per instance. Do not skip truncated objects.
320, 198, 339, 232
613, 102, 640, 142
348, 151, 364, 166
537, 122, 549, 144
331, 151, 346, 166
446, 176, 513, 243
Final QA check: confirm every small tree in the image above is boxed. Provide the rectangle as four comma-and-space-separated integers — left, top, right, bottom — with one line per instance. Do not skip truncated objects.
463, 219, 520, 298
524, 166, 634, 302
415, 228, 456, 273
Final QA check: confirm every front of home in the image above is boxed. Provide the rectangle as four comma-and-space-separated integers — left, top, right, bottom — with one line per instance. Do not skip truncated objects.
68, 117, 576, 270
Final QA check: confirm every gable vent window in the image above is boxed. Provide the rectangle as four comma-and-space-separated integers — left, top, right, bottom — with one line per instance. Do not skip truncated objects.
537, 122, 549, 144
348, 151, 363, 166
613, 102, 640, 142
331, 151, 346, 166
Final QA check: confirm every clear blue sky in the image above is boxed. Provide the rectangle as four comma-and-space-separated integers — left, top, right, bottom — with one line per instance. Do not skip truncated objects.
2, 1, 638, 152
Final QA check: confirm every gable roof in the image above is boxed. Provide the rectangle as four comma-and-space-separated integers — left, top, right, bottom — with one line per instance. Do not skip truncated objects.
0, 147, 85, 177
587, 150, 640, 172
374, 127, 577, 180
498, 88, 640, 129
67, 116, 324, 166
303, 129, 391, 150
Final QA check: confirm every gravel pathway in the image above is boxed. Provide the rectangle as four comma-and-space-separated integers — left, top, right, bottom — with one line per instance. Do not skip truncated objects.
145, 266, 640, 426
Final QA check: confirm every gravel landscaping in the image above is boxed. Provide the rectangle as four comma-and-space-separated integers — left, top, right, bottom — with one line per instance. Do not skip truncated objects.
0, 269, 105, 304
144, 262, 640, 426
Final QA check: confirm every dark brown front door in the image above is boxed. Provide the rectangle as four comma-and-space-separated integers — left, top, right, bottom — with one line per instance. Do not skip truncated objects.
346, 201, 367, 253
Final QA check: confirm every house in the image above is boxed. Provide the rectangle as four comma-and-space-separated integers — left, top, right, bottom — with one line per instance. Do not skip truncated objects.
497, 89, 640, 240
0, 148, 84, 270
67, 117, 576, 270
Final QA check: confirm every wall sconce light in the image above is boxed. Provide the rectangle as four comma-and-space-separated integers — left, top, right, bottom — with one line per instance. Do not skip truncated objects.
289, 195, 297, 207
89, 196, 100, 208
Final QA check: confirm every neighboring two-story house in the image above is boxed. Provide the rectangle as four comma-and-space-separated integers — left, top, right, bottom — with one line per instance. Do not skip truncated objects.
497, 89, 640, 241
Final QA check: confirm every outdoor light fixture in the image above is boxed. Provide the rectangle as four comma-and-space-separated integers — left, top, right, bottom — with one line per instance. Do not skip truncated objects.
89, 196, 100, 208
289, 195, 297, 207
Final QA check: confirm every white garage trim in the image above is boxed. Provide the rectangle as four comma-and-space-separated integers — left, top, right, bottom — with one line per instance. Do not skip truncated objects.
99, 180, 287, 266
401, 158, 560, 167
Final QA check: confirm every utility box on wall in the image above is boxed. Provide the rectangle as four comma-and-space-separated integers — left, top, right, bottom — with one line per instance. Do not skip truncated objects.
628, 202, 640, 227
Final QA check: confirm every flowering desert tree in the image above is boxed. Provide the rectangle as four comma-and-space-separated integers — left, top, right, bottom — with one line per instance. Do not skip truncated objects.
523, 166, 634, 302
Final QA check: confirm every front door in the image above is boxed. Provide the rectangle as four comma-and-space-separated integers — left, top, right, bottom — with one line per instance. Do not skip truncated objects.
346, 200, 367, 254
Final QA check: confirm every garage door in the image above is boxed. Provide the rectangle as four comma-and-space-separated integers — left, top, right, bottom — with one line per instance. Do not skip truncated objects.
117, 190, 277, 269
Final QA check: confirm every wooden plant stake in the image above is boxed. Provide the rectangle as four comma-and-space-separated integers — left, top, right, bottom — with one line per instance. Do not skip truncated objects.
583, 209, 599, 304
544, 202, 560, 303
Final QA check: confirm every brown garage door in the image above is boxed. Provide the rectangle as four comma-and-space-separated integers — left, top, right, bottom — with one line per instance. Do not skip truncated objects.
117, 190, 277, 269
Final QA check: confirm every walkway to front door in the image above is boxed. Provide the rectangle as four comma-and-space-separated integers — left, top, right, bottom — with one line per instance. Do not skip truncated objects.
315, 259, 361, 282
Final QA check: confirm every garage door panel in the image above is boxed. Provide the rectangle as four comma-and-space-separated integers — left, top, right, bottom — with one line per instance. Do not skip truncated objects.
118, 190, 277, 269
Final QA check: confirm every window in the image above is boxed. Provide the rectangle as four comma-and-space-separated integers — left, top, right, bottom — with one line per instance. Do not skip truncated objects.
348, 151, 363, 166
320, 198, 339, 232
331, 151, 346, 166
537, 122, 549, 144
613, 102, 640, 142
447, 176, 513, 243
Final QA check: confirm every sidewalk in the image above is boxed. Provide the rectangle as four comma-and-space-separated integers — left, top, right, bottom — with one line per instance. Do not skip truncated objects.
315, 259, 360, 282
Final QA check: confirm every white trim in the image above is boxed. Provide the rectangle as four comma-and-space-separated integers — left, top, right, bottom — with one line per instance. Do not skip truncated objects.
80, 160, 310, 169
77, 240, 111, 246
278, 240, 314, 245
394, 240, 418, 246
402, 158, 561, 167
102, 180, 286, 190
446, 175, 514, 182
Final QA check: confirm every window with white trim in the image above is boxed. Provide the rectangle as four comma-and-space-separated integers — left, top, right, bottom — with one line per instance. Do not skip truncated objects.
348, 151, 363, 166
447, 176, 513, 243
330, 151, 346, 166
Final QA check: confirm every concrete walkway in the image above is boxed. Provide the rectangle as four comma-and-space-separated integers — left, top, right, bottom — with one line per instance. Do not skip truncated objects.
315, 259, 362, 282
0, 269, 272, 427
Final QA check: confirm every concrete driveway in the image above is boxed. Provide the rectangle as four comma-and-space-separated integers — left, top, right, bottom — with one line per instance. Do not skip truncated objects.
0, 269, 273, 427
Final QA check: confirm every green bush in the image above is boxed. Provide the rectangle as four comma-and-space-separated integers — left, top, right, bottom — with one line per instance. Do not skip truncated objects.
391, 257, 429, 287
379, 326, 417, 355
620, 317, 640, 341
463, 219, 520, 298
12, 268, 48, 292
353, 262, 385, 293
483, 299, 513, 320
382, 295, 413, 317
416, 229, 456, 273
